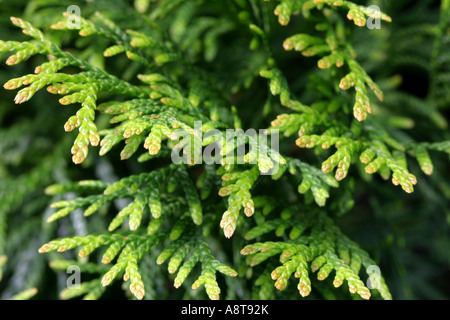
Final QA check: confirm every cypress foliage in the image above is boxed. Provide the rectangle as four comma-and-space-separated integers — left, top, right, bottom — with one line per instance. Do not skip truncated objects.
0, 0, 448, 300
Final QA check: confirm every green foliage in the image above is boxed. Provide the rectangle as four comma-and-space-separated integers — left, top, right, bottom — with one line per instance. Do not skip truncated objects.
0, 0, 448, 301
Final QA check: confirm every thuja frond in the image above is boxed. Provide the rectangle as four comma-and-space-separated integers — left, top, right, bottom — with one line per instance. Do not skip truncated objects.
255, 2, 436, 195
156, 232, 237, 300
1, 17, 150, 165
270, 0, 391, 27
39, 233, 159, 300
217, 166, 260, 238
1, 0, 448, 302
44, 165, 203, 229
265, 0, 389, 123
241, 210, 392, 300
287, 158, 339, 207
40, 230, 238, 300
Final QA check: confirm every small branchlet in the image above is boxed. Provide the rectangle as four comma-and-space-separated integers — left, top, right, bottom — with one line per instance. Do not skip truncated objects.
39, 233, 158, 300
218, 166, 260, 238
156, 234, 237, 299
241, 211, 391, 300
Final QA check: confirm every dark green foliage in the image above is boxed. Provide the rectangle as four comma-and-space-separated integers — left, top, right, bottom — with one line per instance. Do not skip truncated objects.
0, 0, 448, 300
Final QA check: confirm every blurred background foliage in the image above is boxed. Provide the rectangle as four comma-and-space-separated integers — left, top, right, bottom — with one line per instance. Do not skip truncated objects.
0, 0, 448, 300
